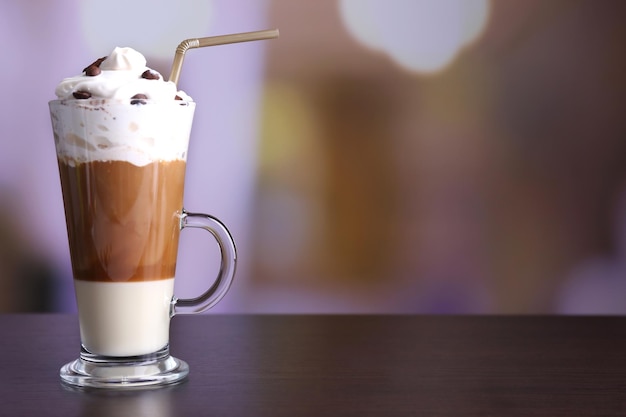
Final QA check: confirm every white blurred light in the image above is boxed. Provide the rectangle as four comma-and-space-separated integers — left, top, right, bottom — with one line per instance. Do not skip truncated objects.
80, 0, 213, 59
461, 0, 490, 46
338, 0, 383, 51
339, 0, 490, 74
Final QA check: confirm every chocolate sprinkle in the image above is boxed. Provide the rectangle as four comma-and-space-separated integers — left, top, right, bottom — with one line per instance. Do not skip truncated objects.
141, 70, 160, 80
130, 93, 148, 105
73, 91, 92, 99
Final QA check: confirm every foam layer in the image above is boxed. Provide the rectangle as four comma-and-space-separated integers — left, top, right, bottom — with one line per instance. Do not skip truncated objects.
75, 278, 175, 357
50, 99, 195, 166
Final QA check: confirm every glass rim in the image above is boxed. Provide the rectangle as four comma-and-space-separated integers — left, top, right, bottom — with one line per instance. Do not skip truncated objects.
48, 98, 196, 106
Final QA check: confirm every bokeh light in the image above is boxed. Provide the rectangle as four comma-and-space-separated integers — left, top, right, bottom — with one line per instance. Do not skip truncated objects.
80, 0, 213, 59
339, 0, 490, 74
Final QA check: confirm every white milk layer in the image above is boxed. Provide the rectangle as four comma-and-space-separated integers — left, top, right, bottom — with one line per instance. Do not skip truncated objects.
50, 100, 195, 166
75, 278, 175, 357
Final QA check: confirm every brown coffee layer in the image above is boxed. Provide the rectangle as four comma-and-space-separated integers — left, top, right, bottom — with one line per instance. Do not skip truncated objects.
58, 159, 186, 282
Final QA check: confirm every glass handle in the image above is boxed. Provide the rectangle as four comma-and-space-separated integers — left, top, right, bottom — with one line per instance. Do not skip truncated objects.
171, 210, 237, 316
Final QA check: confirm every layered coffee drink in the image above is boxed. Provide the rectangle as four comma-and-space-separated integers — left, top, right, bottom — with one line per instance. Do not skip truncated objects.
57, 159, 186, 356
50, 47, 195, 357
49, 29, 278, 389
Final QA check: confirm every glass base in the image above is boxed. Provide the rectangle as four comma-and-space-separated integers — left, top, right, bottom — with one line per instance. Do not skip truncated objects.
60, 345, 189, 389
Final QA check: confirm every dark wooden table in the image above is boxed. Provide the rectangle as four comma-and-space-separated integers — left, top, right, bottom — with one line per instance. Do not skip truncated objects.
1, 315, 626, 416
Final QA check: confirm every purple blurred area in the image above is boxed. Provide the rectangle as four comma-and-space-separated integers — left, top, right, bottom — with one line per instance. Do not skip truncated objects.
1, 0, 626, 314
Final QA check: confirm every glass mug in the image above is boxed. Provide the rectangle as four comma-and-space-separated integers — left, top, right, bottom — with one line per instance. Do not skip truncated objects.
49, 99, 236, 388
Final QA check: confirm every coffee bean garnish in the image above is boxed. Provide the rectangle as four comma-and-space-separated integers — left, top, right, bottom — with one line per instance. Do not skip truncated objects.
130, 94, 148, 105
82, 56, 107, 76
84, 64, 101, 76
73, 91, 92, 99
141, 69, 160, 80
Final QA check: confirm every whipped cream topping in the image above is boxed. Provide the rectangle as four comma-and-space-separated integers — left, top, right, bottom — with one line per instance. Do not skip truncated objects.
54, 47, 192, 101
50, 47, 196, 166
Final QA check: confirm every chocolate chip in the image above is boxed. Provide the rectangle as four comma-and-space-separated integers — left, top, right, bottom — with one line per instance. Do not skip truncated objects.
82, 56, 107, 76
130, 94, 148, 105
141, 69, 160, 80
175, 95, 183, 100
73, 91, 92, 99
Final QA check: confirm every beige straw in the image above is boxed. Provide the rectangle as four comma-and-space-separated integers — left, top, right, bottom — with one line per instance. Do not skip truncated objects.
169, 29, 280, 85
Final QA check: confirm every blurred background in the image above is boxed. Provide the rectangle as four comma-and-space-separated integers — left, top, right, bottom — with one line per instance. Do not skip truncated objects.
1, 0, 625, 314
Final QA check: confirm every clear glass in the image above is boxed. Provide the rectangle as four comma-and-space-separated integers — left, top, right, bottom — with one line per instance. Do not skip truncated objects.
49, 99, 236, 388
